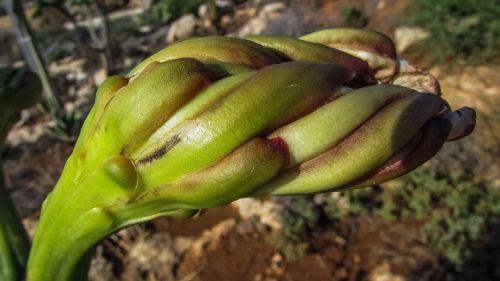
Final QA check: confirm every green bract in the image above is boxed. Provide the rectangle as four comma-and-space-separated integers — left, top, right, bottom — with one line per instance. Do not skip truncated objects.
28, 28, 476, 281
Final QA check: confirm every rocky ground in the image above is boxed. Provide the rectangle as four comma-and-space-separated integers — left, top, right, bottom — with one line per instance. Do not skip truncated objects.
1, 0, 499, 280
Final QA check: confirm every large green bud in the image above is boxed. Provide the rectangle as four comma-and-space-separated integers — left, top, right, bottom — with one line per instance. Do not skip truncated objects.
27, 29, 476, 281
0, 66, 41, 281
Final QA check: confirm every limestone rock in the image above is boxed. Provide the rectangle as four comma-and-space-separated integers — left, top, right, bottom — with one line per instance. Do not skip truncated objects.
166, 14, 198, 44
394, 26, 430, 53
232, 2, 304, 37
233, 198, 284, 230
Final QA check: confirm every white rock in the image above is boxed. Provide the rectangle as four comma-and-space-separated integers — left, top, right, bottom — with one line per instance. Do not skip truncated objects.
394, 26, 430, 53
232, 198, 284, 230
216, 0, 234, 9
261, 1, 286, 14
232, 2, 304, 37
93, 68, 108, 86
198, 3, 209, 18
166, 14, 198, 44
368, 262, 405, 281
127, 233, 179, 281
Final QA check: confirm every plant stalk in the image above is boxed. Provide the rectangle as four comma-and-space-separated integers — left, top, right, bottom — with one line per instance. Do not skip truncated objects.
0, 166, 30, 281
27, 160, 139, 281
2, 0, 66, 130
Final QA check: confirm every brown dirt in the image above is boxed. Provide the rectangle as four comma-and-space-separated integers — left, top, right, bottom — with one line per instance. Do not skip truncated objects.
154, 205, 241, 237
177, 226, 276, 281
3, 128, 73, 218
93, 208, 442, 281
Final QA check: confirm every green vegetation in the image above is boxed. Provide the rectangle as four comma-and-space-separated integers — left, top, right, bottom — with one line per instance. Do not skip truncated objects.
144, 0, 203, 25
410, 0, 500, 63
340, 6, 368, 28
323, 168, 500, 280
269, 197, 320, 260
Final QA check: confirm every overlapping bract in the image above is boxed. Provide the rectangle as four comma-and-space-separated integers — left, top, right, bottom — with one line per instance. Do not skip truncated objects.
28, 28, 476, 281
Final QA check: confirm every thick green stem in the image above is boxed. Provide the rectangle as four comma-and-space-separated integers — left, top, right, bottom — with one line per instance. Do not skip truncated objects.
27, 157, 152, 281
27, 173, 178, 281
28, 168, 114, 280
0, 168, 30, 281
26, 135, 284, 280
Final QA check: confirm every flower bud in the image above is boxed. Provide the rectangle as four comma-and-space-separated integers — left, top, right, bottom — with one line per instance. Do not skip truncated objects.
28, 29, 476, 281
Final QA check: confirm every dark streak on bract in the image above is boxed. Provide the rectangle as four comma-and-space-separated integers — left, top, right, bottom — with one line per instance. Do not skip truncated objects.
138, 134, 181, 165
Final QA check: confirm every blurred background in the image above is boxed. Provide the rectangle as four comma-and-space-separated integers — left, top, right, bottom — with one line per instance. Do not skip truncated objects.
1, 0, 500, 280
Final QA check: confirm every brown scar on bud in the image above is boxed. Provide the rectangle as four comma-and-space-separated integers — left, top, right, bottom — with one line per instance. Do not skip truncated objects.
138, 134, 181, 165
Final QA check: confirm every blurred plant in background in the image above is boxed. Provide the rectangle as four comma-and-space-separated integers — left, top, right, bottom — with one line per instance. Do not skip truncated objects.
340, 6, 368, 28
322, 168, 500, 280
143, 0, 203, 25
31, 0, 130, 75
2, 0, 73, 138
409, 0, 500, 64
2, 0, 137, 138
268, 196, 320, 260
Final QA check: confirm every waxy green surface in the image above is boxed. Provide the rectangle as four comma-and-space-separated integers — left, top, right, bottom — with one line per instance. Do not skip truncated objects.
129, 36, 281, 76
269, 84, 416, 166
135, 61, 353, 188
255, 88, 445, 196
27, 29, 475, 281
300, 28, 397, 81
246, 35, 369, 78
